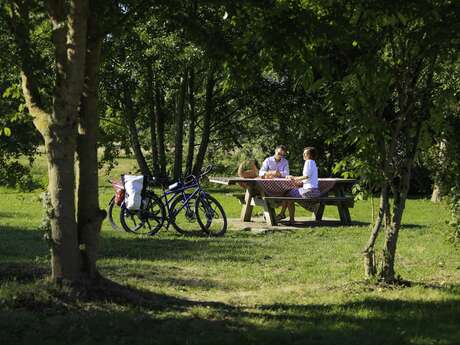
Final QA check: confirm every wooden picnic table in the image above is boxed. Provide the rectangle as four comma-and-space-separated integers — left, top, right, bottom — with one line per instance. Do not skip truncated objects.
209, 177, 356, 226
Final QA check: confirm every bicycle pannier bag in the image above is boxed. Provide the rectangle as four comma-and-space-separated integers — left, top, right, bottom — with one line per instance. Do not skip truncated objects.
114, 189, 125, 206
123, 175, 144, 210
111, 180, 125, 206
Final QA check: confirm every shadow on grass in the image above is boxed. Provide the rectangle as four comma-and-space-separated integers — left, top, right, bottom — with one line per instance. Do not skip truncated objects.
1, 272, 459, 345
0, 226, 260, 264
0, 226, 47, 261
100, 234, 260, 263
0, 262, 49, 282
277, 219, 371, 228
0, 212, 16, 219
400, 223, 427, 230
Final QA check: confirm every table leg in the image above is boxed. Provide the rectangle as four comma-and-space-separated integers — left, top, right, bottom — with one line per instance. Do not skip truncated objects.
338, 204, 347, 224
240, 189, 254, 222
343, 205, 352, 224
315, 203, 325, 221
262, 200, 277, 226
335, 186, 352, 225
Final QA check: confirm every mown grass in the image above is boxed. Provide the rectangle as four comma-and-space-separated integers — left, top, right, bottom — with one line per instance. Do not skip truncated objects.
1, 155, 459, 345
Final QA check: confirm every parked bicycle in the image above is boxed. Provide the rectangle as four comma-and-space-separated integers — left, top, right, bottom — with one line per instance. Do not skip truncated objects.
108, 165, 227, 236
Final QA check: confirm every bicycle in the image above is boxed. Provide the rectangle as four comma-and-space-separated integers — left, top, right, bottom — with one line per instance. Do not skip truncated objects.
108, 165, 227, 236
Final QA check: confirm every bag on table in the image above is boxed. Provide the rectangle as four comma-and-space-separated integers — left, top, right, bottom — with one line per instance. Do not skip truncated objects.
122, 175, 144, 210
237, 160, 259, 189
238, 160, 258, 178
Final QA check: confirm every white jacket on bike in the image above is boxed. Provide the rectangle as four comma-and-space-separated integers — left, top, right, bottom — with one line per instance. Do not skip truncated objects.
123, 175, 144, 210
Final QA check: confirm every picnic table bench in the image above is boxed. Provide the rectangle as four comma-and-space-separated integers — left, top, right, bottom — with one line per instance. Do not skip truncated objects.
209, 177, 356, 226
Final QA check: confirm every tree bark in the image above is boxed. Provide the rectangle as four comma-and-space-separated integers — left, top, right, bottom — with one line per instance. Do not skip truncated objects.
431, 184, 442, 202
155, 84, 167, 179
76, 12, 105, 280
363, 183, 389, 277
173, 70, 188, 180
185, 68, 196, 175
13, 0, 90, 282
48, 0, 89, 282
122, 85, 151, 178
431, 140, 446, 202
147, 64, 160, 179
381, 172, 409, 283
193, 66, 215, 175
379, 60, 435, 283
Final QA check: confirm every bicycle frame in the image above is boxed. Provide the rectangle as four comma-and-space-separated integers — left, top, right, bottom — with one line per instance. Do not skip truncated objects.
158, 176, 205, 228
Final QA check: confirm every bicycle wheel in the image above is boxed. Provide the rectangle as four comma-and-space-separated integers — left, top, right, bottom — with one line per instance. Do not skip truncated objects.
107, 196, 122, 230
196, 193, 227, 237
120, 192, 166, 235
169, 193, 203, 235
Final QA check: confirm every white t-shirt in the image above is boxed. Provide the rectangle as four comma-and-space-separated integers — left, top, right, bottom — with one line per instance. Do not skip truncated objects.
302, 159, 318, 189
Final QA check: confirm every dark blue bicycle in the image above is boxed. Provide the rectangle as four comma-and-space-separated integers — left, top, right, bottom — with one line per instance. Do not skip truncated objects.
115, 165, 227, 236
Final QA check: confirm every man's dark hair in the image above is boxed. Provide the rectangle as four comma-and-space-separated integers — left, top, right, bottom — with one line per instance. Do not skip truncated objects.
304, 147, 317, 160
276, 145, 287, 152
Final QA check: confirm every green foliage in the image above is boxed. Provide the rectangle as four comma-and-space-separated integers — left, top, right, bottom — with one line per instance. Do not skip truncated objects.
0, 7, 43, 191
0, 159, 38, 191
0, 127, 11, 136
446, 187, 460, 242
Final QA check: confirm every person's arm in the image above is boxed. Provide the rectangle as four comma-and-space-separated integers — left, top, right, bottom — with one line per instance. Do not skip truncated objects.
280, 160, 289, 177
287, 161, 309, 181
301, 160, 313, 183
259, 158, 269, 177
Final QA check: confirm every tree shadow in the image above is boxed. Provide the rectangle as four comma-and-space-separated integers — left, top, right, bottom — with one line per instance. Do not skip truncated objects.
0, 262, 49, 282
278, 219, 371, 228
0, 212, 16, 219
0, 226, 47, 261
0, 225, 261, 264
400, 223, 427, 230
1, 275, 459, 345
100, 234, 260, 263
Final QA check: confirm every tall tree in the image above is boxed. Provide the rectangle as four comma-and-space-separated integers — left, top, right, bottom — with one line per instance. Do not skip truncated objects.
4, 0, 106, 283
76, 7, 106, 279
173, 70, 188, 180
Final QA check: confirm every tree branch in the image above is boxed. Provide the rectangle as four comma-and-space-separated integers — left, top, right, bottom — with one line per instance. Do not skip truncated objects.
9, 1, 49, 136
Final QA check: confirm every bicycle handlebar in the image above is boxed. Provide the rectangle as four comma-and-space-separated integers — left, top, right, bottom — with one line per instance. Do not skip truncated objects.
200, 164, 213, 177
180, 165, 213, 185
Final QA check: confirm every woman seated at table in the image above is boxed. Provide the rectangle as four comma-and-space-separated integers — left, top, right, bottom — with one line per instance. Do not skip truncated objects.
276, 147, 320, 225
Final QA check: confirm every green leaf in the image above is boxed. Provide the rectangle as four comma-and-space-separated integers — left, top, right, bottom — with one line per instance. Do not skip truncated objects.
3, 127, 12, 136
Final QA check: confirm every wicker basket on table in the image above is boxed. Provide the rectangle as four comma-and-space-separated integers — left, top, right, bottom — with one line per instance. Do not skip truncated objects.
237, 160, 258, 189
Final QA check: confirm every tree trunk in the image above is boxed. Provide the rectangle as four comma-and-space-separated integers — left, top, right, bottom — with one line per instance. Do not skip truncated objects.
45, 128, 81, 281
13, 0, 89, 283
173, 70, 188, 181
363, 183, 389, 277
193, 67, 215, 175
380, 155, 413, 283
431, 140, 446, 203
122, 85, 151, 178
76, 13, 105, 280
185, 68, 196, 175
147, 65, 160, 179
379, 62, 434, 283
155, 85, 167, 179
431, 184, 442, 203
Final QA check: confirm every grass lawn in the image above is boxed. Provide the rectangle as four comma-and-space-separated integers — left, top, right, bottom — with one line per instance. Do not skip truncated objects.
1, 157, 459, 344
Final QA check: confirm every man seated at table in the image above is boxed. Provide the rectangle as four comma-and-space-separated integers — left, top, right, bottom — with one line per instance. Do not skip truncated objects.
259, 145, 290, 220
259, 145, 290, 179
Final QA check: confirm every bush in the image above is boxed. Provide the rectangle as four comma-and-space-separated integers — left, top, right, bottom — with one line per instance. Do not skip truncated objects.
0, 159, 41, 191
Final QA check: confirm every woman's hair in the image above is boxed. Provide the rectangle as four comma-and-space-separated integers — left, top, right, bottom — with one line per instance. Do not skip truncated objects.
304, 147, 317, 160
